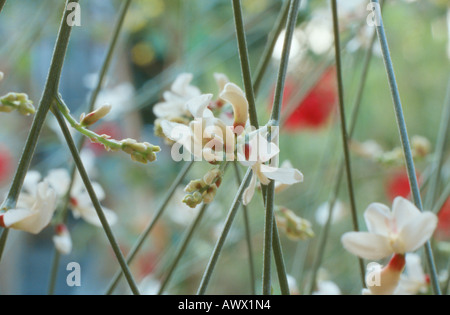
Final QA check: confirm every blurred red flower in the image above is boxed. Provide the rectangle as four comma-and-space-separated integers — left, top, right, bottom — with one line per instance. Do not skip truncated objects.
385, 169, 421, 202
0, 145, 12, 184
435, 198, 450, 242
87, 122, 122, 155
271, 66, 337, 131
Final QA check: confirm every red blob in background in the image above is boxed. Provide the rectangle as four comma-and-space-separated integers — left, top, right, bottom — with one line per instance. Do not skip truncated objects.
271, 66, 338, 131
435, 198, 450, 242
0, 145, 12, 184
385, 169, 421, 202
87, 122, 122, 155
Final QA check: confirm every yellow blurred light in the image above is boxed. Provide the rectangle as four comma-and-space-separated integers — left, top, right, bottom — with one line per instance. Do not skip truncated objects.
131, 42, 155, 67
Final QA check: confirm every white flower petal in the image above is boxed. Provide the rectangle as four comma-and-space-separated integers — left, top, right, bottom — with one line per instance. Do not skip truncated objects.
219, 83, 249, 128
46, 168, 71, 197
186, 94, 213, 118
255, 134, 279, 163
53, 230, 72, 255
242, 173, 257, 206
364, 202, 392, 236
214, 73, 230, 95
171, 73, 201, 98
399, 212, 437, 253
260, 164, 303, 185
341, 232, 393, 260
74, 204, 118, 227
392, 197, 421, 231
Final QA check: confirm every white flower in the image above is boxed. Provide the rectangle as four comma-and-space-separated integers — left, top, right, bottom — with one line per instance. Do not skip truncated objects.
52, 224, 72, 255
161, 94, 232, 161
341, 197, 437, 260
315, 200, 347, 226
153, 73, 201, 119
139, 275, 161, 295
240, 132, 303, 205
395, 253, 429, 295
286, 274, 300, 295
363, 254, 405, 295
312, 280, 341, 295
46, 169, 117, 227
0, 173, 57, 234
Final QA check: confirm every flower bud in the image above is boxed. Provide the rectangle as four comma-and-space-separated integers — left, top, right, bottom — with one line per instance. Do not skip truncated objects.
203, 168, 222, 186
203, 184, 217, 204
0, 92, 35, 115
80, 104, 112, 127
185, 179, 206, 193
53, 224, 72, 255
412, 135, 431, 158
276, 207, 314, 241
219, 83, 249, 133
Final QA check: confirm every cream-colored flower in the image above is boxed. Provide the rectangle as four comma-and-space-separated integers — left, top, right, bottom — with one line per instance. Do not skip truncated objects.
341, 197, 437, 260
0, 173, 57, 234
240, 132, 303, 205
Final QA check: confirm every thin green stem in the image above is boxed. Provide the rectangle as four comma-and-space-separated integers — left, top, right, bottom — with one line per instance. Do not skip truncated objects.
52, 104, 140, 295
253, 0, 291, 96
0, 0, 6, 13
0, 229, 9, 262
331, 0, 365, 287
424, 78, 450, 209
272, 214, 289, 295
270, 0, 300, 124
157, 204, 209, 295
0, 1, 78, 265
87, 0, 132, 113
47, 2, 132, 294
197, 168, 252, 295
106, 161, 193, 294
234, 164, 256, 295
1, 0, 78, 211
434, 181, 450, 215
231, 0, 259, 129
370, 0, 441, 295
262, 0, 300, 295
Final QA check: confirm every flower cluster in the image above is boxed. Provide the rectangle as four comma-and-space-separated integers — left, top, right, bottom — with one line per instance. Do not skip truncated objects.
275, 207, 314, 241
155, 73, 304, 206
341, 197, 438, 295
350, 135, 431, 165
182, 168, 222, 208
0, 92, 35, 116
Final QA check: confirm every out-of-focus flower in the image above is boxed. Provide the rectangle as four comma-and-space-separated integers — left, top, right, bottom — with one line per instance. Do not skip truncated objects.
385, 169, 421, 202
153, 73, 201, 120
363, 254, 406, 295
395, 253, 429, 295
46, 169, 117, 228
0, 172, 57, 234
139, 274, 161, 295
350, 139, 384, 160
52, 224, 72, 255
315, 200, 347, 226
275, 207, 314, 241
240, 132, 303, 205
411, 135, 431, 158
435, 197, 450, 241
275, 68, 337, 131
341, 197, 437, 260
0, 145, 12, 184
312, 280, 341, 295
287, 274, 300, 295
